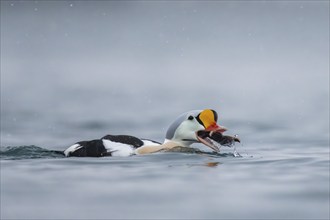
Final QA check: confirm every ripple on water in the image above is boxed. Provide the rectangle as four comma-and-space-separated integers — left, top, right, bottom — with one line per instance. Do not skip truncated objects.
0, 146, 65, 160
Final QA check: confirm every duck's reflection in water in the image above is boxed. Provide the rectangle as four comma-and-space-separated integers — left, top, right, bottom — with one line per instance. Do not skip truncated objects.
205, 162, 220, 167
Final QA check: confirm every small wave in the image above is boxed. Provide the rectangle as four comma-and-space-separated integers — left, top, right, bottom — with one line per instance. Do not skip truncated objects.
0, 146, 65, 160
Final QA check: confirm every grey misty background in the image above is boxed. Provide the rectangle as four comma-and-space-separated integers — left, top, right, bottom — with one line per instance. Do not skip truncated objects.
1, 1, 329, 148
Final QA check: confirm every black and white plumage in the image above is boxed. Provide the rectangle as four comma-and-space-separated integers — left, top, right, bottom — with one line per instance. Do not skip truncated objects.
64, 109, 239, 157
64, 135, 160, 157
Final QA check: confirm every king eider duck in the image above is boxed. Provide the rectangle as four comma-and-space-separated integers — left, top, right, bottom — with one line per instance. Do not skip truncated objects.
64, 109, 239, 157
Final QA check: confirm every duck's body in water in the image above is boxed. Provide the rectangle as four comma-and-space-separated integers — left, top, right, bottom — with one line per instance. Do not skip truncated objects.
63, 109, 240, 157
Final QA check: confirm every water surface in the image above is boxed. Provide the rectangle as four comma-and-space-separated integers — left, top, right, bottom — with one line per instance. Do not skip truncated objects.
1, 1, 329, 219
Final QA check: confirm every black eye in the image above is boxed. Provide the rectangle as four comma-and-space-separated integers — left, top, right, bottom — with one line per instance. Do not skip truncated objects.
188, 115, 194, 120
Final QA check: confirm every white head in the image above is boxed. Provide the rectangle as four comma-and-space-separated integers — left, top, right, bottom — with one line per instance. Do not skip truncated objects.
165, 109, 227, 152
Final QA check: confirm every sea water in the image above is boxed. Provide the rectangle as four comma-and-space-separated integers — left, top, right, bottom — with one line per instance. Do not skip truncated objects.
1, 123, 329, 219
1, 1, 329, 219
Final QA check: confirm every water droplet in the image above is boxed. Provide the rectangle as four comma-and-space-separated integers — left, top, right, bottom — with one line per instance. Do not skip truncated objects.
233, 149, 241, 157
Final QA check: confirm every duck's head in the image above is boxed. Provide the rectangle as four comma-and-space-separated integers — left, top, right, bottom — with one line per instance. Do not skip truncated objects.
165, 109, 227, 152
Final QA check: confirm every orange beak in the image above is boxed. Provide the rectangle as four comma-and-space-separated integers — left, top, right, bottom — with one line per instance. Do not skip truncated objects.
195, 109, 228, 152
205, 123, 227, 133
